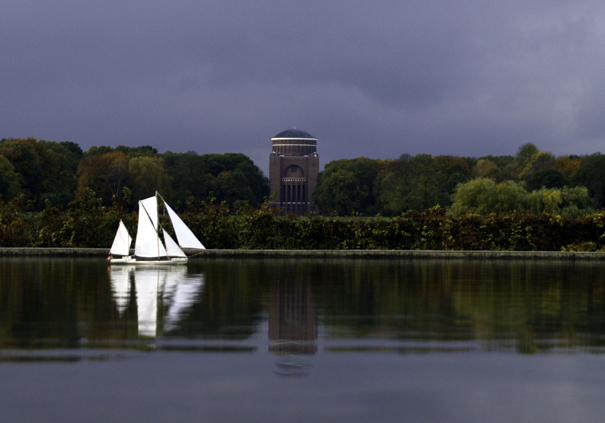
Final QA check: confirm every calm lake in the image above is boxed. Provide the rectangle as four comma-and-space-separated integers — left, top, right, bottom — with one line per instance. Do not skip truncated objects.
1, 256, 605, 422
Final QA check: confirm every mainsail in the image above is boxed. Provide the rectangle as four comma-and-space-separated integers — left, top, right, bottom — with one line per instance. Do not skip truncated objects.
135, 196, 167, 258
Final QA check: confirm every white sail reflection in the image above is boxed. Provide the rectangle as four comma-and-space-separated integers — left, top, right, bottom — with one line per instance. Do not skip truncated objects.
135, 268, 162, 338
109, 266, 132, 314
163, 274, 204, 332
109, 266, 204, 338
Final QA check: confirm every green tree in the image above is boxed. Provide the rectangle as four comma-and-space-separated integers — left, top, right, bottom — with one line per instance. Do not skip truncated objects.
313, 168, 364, 215
115, 145, 158, 157
472, 159, 498, 178
163, 151, 268, 208
83, 145, 115, 158
36, 140, 82, 207
0, 195, 34, 246
450, 178, 526, 215
163, 152, 217, 207
0, 156, 22, 201
525, 186, 594, 217
513, 144, 556, 181
432, 154, 475, 195
479, 155, 515, 171
106, 155, 130, 199
450, 178, 595, 216
313, 158, 380, 215
571, 153, 605, 208
224, 153, 270, 207
0, 138, 45, 204
0, 138, 84, 208
375, 154, 445, 215
51, 188, 113, 248
216, 169, 255, 207
128, 157, 172, 203
516, 143, 539, 162
526, 169, 568, 191
75, 151, 130, 204
532, 151, 556, 171
433, 155, 472, 177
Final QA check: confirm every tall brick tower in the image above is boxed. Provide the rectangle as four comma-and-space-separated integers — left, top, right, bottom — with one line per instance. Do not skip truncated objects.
269, 128, 319, 214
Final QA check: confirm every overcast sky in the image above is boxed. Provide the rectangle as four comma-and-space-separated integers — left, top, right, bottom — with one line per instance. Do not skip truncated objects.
2, 1, 605, 175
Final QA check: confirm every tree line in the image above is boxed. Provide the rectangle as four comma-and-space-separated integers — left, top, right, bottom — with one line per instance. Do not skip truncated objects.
0, 138, 269, 211
2, 138, 604, 218
5, 137, 605, 251
313, 143, 603, 217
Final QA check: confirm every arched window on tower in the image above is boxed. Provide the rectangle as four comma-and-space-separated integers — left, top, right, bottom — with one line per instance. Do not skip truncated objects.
284, 165, 305, 178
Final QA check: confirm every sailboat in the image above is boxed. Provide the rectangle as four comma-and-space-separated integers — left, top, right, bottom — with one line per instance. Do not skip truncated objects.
108, 192, 205, 265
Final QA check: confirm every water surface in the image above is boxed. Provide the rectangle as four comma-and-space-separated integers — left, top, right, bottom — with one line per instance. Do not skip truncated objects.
1, 257, 604, 422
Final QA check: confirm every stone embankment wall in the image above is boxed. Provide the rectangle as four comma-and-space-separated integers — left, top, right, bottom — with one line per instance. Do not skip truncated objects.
1, 248, 604, 261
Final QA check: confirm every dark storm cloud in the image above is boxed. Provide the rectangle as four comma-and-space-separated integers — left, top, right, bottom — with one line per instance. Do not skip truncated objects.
2, 0, 605, 174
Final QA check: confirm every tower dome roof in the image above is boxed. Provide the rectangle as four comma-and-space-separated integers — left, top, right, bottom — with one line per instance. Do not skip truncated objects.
272, 128, 315, 139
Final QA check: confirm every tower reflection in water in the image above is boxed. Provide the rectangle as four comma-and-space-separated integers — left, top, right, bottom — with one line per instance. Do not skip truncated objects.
269, 279, 317, 376
109, 266, 203, 338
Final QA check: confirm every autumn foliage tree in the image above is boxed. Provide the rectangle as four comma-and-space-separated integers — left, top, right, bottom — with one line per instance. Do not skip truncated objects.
75, 151, 130, 204
128, 156, 172, 204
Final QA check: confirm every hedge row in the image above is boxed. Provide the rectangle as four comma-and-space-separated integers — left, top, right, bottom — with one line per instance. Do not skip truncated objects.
2, 190, 605, 251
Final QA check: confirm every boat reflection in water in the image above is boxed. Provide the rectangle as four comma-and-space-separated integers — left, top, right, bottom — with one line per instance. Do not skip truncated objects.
109, 266, 204, 338
268, 280, 317, 376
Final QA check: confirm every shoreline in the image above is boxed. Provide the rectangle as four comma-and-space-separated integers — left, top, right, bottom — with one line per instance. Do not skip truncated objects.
0, 248, 604, 260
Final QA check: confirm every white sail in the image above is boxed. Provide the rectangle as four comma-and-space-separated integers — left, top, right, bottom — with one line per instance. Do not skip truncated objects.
140, 196, 159, 228
135, 197, 167, 258
135, 268, 160, 338
163, 229, 187, 258
110, 220, 132, 256
165, 203, 206, 250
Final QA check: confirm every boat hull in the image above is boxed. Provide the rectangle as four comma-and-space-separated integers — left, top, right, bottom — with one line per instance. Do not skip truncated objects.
109, 256, 188, 265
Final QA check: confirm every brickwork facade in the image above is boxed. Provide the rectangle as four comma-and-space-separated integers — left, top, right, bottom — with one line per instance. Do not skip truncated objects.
269, 129, 319, 215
